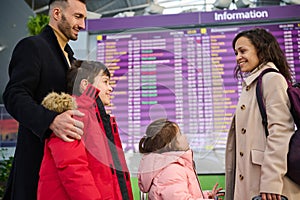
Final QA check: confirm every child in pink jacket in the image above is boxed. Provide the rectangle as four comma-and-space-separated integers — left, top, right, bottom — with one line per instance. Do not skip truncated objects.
138, 119, 223, 200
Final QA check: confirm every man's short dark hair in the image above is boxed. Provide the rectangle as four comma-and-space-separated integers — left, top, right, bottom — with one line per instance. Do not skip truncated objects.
48, 0, 86, 6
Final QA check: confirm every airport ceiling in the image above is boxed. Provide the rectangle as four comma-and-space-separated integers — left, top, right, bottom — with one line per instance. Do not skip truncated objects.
24, 0, 298, 18
24, 0, 155, 18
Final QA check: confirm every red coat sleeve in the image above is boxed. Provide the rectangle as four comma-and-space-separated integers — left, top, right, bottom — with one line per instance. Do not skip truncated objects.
47, 135, 102, 200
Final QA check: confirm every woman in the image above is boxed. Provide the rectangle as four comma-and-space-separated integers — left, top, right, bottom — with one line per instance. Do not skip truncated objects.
225, 28, 300, 200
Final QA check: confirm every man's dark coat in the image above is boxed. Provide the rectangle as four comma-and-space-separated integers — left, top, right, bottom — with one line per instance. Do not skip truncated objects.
2, 25, 75, 200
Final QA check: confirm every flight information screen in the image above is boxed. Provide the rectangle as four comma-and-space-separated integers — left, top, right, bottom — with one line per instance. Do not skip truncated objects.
96, 22, 300, 153
1, 4, 299, 173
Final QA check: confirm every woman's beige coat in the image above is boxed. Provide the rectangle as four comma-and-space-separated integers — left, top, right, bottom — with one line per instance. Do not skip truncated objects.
225, 63, 300, 200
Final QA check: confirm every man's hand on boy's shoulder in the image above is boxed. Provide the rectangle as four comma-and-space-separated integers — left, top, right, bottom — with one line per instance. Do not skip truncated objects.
50, 110, 85, 142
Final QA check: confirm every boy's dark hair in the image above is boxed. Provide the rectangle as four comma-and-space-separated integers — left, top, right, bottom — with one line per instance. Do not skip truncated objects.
232, 28, 291, 82
67, 60, 110, 96
139, 119, 178, 153
48, 0, 86, 6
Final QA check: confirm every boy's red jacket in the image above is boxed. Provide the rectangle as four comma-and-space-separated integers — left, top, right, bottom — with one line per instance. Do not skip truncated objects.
38, 85, 133, 200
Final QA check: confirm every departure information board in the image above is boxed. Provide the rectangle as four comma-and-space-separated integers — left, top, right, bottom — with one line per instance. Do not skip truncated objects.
96, 22, 300, 153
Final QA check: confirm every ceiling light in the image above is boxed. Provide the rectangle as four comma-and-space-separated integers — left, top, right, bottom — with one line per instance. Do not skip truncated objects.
144, 3, 165, 14
283, 0, 300, 4
213, 0, 232, 9
0, 45, 6, 52
236, 0, 251, 8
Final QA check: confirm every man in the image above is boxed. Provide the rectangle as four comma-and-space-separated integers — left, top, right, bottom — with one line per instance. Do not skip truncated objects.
2, 0, 87, 199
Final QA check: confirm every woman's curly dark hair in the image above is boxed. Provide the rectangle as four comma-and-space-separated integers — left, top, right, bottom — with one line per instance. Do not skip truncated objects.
232, 28, 292, 82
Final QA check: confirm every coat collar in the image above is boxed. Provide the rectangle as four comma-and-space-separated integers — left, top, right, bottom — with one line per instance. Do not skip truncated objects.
49, 24, 69, 51
40, 25, 73, 69
40, 25, 61, 48
76, 84, 100, 108
243, 62, 278, 87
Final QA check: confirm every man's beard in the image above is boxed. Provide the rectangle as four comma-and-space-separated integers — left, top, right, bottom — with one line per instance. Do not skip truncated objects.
58, 14, 77, 41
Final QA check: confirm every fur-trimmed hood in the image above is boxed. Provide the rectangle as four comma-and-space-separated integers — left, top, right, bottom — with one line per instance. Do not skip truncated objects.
41, 92, 77, 113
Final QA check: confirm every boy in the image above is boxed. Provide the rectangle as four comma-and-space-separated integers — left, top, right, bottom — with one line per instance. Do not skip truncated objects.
38, 60, 133, 200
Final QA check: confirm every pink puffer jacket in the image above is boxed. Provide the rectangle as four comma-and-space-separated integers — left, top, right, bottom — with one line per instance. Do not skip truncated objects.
138, 150, 213, 200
